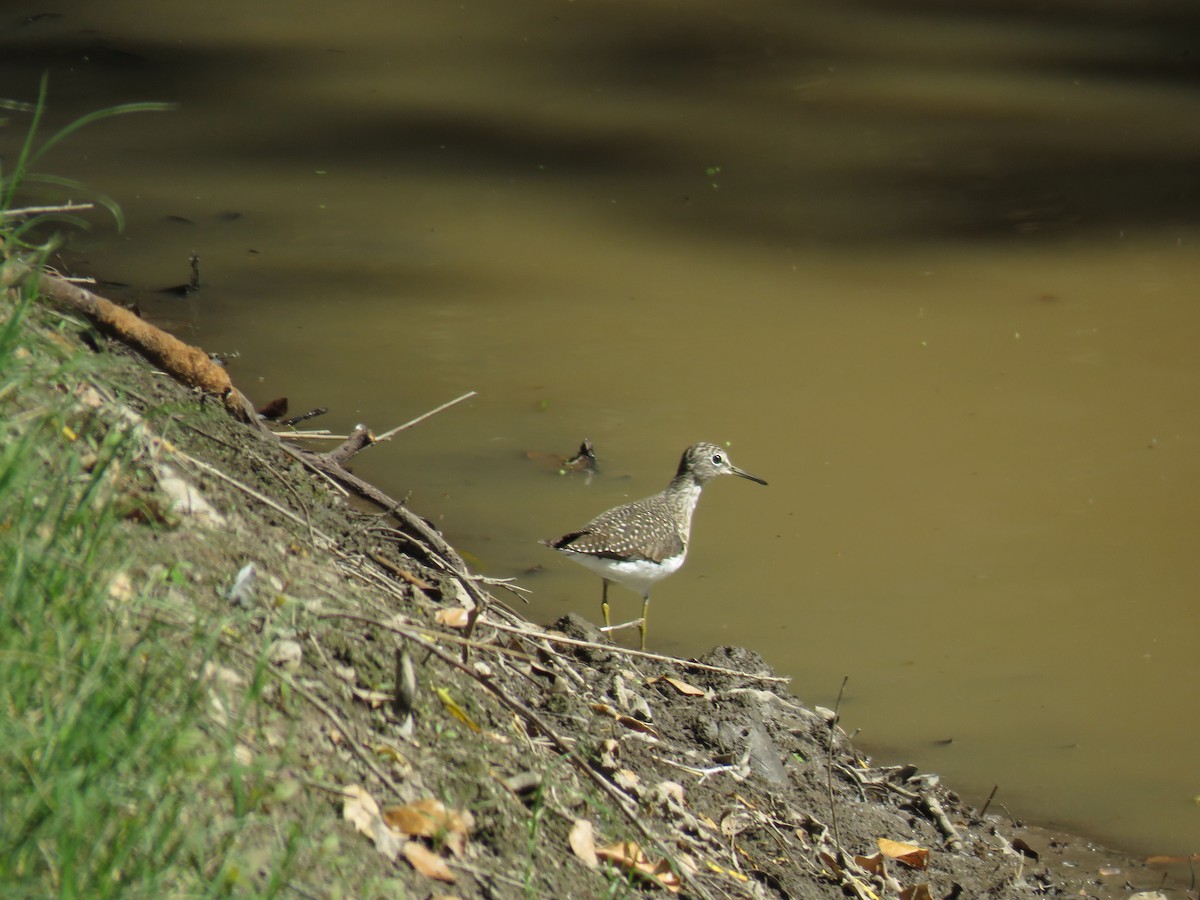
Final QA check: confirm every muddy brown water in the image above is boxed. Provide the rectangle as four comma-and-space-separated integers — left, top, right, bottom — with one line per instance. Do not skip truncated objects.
4, 0, 1199, 859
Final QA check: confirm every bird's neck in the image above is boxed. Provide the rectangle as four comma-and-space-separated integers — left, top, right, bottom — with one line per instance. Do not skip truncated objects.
664, 475, 704, 532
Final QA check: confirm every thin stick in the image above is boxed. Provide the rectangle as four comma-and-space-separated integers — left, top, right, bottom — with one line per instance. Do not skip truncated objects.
170, 445, 336, 545
315, 610, 539, 664
827, 675, 849, 854
273, 432, 347, 441
979, 784, 999, 818
374, 390, 477, 442
139, 608, 404, 799
484, 620, 791, 684
388, 626, 717, 900
921, 792, 964, 852
2, 202, 96, 217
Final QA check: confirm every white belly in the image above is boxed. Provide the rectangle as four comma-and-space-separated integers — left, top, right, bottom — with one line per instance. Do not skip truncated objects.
565, 550, 686, 597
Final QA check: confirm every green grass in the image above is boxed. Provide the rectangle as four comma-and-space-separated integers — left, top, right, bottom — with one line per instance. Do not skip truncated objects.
0, 87, 348, 899
0, 252, 306, 899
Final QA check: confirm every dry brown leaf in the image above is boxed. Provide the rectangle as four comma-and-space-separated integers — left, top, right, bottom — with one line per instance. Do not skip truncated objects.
649, 675, 706, 697
350, 687, 392, 709
855, 852, 886, 876
817, 849, 842, 878
374, 820, 404, 861
899, 884, 934, 900
342, 785, 381, 838
595, 842, 681, 893
383, 797, 474, 843
436, 607, 470, 629
404, 841, 456, 883
1011, 837, 1040, 860
341, 785, 404, 860
589, 703, 661, 737
614, 769, 641, 793
616, 715, 661, 737
878, 838, 929, 869
649, 858, 683, 893
569, 819, 598, 868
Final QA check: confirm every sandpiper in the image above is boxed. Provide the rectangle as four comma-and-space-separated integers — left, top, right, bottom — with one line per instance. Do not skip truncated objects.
543, 442, 766, 649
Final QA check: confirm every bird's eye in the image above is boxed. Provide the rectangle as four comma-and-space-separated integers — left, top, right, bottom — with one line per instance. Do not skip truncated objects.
711, 453, 724, 465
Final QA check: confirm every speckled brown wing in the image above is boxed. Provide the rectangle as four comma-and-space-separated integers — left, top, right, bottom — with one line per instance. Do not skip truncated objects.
550, 494, 685, 564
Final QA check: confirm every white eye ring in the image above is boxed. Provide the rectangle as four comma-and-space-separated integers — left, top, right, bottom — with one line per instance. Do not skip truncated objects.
711, 453, 724, 465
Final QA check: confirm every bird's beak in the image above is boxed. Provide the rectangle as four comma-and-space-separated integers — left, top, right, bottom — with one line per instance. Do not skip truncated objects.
732, 465, 767, 486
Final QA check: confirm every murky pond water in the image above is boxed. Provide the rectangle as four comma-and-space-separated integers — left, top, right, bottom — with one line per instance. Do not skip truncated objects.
4, 0, 1199, 857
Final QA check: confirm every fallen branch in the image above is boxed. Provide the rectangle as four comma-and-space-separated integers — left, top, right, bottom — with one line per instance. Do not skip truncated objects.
920, 792, 964, 853
383, 624, 718, 900
2, 260, 253, 419
315, 609, 539, 665
484, 620, 792, 685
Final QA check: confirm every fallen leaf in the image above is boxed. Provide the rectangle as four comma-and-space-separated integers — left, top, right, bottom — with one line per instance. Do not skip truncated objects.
595, 842, 682, 893
569, 819, 598, 868
817, 849, 842, 878
899, 884, 934, 900
435, 686, 481, 732
351, 687, 393, 709
436, 608, 470, 629
256, 396, 288, 420
404, 841, 456, 883
342, 785, 403, 860
649, 675, 706, 697
1011, 837, 1040, 860
855, 852, 886, 876
878, 838, 929, 869
613, 769, 641, 793
383, 797, 474, 844
342, 785, 381, 838
374, 820, 404, 861
589, 703, 662, 737
107, 571, 135, 602
616, 715, 661, 738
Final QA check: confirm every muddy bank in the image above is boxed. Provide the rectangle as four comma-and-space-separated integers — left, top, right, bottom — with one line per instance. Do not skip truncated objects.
18, 267, 1186, 899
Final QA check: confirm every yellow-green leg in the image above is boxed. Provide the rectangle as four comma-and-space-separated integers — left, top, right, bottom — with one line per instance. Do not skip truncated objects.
639, 593, 650, 651
601, 579, 611, 629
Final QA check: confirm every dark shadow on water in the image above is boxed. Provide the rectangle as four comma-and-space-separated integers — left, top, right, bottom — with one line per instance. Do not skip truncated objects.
1, 0, 1198, 252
